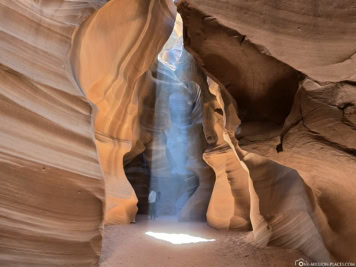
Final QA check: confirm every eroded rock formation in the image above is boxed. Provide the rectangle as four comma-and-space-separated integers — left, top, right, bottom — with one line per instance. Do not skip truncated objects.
0, 0, 177, 265
177, 0, 356, 262
71, 0, 176, 224
0, 1, 106, 265
1, 0, 355, 265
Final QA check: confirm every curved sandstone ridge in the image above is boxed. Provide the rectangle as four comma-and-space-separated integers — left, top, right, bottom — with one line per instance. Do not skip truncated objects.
0, 0, 177, 265
0, 0, 106, 266
71, 0, 176, 224
202, 80, 330, 261
196, 80, 250, 230
176, 0, 356, 262
177, 0, 356, 83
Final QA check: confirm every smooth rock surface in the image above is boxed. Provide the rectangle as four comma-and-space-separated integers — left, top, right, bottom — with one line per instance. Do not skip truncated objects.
0, 1, 106, 265
72, 0, 177, 224
177, 0, 356, 262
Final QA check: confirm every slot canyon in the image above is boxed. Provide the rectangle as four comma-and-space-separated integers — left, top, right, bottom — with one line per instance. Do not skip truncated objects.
0, 0, 355, 266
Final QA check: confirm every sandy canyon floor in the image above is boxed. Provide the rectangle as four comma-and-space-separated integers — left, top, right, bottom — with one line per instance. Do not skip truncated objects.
100, 215, 307, 267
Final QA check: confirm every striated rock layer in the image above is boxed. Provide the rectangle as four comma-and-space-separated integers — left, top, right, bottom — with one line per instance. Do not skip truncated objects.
0, 1, 106, 266
71, 0, 177, 224
177, 0, 356, 262
0, 0, 178, 264
199, 80, 251, 230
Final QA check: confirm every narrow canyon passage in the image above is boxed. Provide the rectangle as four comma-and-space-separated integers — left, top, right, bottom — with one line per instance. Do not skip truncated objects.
124, 13, 213, 221
101, 11, 316, 267
99, 215, 306, 267
1, 0, 356, 266
79, 0, 355, 265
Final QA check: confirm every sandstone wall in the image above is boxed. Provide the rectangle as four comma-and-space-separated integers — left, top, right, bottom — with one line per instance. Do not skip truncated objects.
177, 0, 356, 262
0, 1, 106, 265
71, 0, 176, 224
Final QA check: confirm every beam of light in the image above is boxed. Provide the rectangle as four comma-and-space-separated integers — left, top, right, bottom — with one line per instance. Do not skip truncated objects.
145, 231, 216, 245
147, 13, 202, 217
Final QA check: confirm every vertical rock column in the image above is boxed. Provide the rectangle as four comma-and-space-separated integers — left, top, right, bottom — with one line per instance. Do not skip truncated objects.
202, 81, 251, 230
71, 0, 176, 224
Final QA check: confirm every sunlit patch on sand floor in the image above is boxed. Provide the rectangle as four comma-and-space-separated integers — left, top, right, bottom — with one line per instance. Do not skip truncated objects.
145, 231, 216, 245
